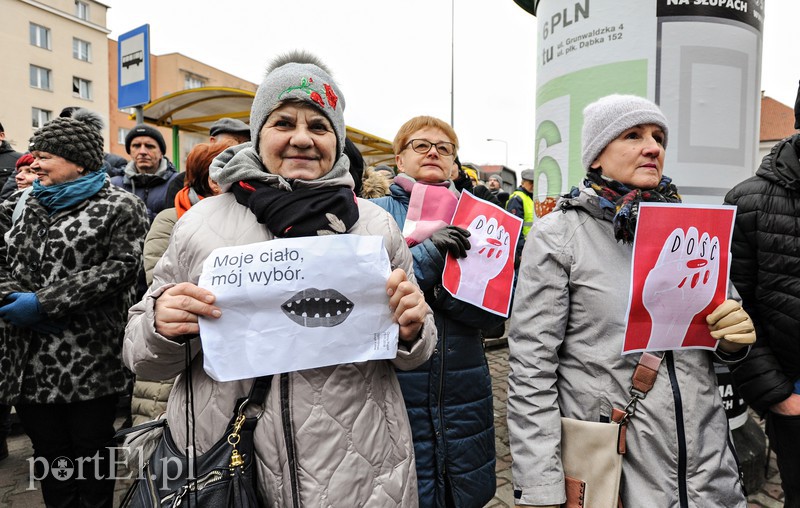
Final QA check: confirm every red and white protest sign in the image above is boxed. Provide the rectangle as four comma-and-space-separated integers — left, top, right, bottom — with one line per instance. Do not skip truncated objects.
622, 203, 736, 355
442, 191, 522, 317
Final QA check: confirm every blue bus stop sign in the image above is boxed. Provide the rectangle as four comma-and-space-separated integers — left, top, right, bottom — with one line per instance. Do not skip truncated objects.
118, 24, 151, 109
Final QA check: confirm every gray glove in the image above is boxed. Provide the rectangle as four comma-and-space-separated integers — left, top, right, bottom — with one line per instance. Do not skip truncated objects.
430, 226, 471, 259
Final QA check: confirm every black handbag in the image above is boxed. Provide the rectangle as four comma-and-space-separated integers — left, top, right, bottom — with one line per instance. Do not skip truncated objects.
117, 375, 272, 507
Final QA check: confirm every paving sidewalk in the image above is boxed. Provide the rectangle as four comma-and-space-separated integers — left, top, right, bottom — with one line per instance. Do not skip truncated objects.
0, 344, 787, 507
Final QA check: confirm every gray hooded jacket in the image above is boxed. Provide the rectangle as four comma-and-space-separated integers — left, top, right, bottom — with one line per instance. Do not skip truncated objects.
507, 186, 746, 507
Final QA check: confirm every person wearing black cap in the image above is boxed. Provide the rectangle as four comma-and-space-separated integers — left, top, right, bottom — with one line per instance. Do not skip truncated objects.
0, 109, 149, 506
725, 81, 800, 508
112, 124, 179, 222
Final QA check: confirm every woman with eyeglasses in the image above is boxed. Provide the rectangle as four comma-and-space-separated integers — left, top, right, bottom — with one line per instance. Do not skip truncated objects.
372, 116, 504, 508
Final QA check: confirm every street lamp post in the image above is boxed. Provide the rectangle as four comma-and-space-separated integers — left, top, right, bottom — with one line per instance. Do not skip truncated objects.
486, 138, 508, 167
450, 0, 455, 127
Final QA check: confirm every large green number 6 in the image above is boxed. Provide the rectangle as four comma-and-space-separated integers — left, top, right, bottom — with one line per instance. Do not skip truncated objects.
534, 119, 563, 199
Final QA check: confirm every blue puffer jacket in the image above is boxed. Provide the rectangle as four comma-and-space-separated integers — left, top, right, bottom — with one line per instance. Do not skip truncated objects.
373, 183, 502, 508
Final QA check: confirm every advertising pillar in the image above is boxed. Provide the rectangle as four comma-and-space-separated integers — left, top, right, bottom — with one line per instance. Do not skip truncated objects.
528, 0, 763, 214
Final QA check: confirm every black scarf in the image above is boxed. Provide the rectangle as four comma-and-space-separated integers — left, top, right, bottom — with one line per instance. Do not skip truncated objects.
579, 170, 681, 244
231, 179, 359, 237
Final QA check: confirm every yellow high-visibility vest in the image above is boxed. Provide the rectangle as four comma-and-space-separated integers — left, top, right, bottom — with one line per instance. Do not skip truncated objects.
507, 190, 534, 238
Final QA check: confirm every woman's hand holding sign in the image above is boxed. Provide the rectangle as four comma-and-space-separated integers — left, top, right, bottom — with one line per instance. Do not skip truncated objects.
706, 299, 756, 353
386, 268, 428, 343
155, 282, 222, 340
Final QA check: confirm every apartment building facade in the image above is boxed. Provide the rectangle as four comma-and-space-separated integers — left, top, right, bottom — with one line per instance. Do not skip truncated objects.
2, 0, 257, 168
1, 0, 111, 152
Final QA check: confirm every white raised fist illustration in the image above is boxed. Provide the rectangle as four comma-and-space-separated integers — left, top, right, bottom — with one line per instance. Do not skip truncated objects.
455, 214, 511, 304
642, 227, 720, 350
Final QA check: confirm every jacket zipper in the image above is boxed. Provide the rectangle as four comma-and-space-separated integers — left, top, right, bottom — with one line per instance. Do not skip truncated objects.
437, 320, 447, 478
666, 352, 688, 508
281, 373, 301, 508
160, 469, 225, 506
727, 432, 747, 496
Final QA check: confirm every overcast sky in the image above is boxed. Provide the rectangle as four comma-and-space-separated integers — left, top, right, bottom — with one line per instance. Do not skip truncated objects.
104, 1, 797, 173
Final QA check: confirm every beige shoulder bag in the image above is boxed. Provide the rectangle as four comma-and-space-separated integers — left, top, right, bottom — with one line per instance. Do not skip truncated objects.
560, 352, 663, 508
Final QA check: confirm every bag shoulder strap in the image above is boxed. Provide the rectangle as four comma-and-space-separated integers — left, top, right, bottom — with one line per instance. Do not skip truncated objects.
631, 352, 662, 396
614, 352, 664, 425
232, 375, 273, 423
114, 416, 168, 440
607, 352, 664, 454
114, 375, 274, 442
248, 375, 273, 405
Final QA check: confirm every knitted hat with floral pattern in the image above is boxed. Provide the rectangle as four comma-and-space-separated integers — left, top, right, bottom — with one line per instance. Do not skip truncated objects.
250, 51, 345, 158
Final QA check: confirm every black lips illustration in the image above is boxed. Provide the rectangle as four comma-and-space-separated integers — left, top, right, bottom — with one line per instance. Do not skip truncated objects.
281, 288, 354, 328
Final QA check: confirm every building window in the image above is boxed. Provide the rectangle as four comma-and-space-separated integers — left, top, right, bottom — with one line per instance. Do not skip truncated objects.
29, 23, 51, 49
184, 75, 205, 90
75, 1, 89, 20
118, 128, 130, 145
29, 65, 51, 90
32, 108, 52, 129
73, 77, 92, 100
73, 38, 91, 62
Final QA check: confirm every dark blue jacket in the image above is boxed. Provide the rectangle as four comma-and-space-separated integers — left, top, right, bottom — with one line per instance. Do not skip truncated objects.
372, 183, 501, 508
110, 159, 178, 223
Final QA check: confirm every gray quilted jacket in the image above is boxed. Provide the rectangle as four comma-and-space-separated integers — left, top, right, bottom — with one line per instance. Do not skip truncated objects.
507, 186, 746, 507
124, 187, 436, 507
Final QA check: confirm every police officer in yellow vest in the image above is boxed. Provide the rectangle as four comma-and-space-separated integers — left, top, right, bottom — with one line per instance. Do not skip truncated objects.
506, 169, 535, 268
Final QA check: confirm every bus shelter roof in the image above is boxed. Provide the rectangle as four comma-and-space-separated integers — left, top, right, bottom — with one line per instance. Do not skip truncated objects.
139, 86, 395, 167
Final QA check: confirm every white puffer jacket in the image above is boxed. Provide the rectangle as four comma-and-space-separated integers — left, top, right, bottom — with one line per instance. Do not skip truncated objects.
124, 188, 436, 507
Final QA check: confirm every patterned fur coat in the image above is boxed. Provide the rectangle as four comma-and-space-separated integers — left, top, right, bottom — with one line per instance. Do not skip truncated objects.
0, 180, 149, 404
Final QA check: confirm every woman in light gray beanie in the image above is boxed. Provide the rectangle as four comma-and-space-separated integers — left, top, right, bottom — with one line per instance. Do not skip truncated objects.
580, 94, 669, 171
507, 93, 754, 507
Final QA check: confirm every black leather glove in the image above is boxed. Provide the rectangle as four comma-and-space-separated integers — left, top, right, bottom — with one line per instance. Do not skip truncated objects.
430, 226, 471, 259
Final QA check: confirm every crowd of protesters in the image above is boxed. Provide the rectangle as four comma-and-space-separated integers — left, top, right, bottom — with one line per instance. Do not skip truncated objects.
0, 53, 797, 508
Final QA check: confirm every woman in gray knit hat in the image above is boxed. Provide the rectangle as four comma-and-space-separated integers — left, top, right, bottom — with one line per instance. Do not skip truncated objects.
0, 109, 150, 506
124, 51, 436, 507
507, 94, 755, 507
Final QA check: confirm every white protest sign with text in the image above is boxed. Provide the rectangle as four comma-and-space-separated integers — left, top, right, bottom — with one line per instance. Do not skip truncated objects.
197, 234, 398, 381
